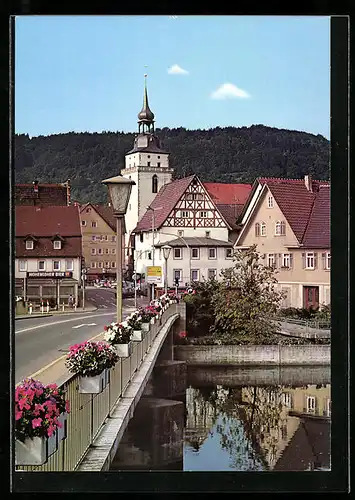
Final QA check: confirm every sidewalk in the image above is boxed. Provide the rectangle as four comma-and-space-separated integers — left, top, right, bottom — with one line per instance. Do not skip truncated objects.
15, 303, 98, 320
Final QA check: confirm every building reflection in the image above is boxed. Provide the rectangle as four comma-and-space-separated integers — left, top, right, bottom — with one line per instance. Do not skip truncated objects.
184, 383, 331, 471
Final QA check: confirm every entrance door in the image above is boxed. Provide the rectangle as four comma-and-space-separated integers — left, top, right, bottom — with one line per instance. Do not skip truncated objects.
303, 286, 319, 310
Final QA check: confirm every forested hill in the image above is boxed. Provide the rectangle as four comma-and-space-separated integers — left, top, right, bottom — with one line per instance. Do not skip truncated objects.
15, 125, 330, 204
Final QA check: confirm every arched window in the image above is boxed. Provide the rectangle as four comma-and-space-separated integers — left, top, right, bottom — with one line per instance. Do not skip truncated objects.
255, 223, 260, 236
152, 175, 158, 193
260, 221, 266, 236
275, 221, 286, 235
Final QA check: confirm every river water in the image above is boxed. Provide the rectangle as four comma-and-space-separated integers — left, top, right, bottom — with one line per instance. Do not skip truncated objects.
111, 366, 331, 471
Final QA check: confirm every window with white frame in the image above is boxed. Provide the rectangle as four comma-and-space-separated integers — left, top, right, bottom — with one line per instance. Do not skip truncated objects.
111, 261, 116, 268
105, 261, 110, 268
208, 248, 217, 259
181, 211, 190, 218
18, 259, 27, 272
86, 208, 91, 213
225, 248, 233, 259
38, 260, 45, 271
260, 222, 266, 236
205, 231, 211, 238
267, 196, 274, 208
91, 262, 96, 268
191, 248, 199, 259
200, 211, 208, 218
53, 240, 62, 250
255, 223, 260, 236
282, 253, 291, 268
105, 248, 109, 254
275, 220, 286, 236
147, 251, 152, 260
65, 259, 74, 271
91, 221, 97, 228
326, 252, 331, 269
53, 260, 60, 271
267, 253, 275, 268
112, 235, 116, 242
111, 248, 116, 254
306, 252, 315, 269
91, 248, 96, 255
306, 396, 316, 413
173, 269, 182, 282
91, 235, 96, 241
98, 248, 103, 255
208, 268, 217, 280
98, 262, 103, 268
140, 233, 144, 242
81, 220, 87, 226
191, 269, 199, 281
282, 393, 292, 408
174, 248, 182, 259
178, 230, 184, 237
25, 240, 34, 250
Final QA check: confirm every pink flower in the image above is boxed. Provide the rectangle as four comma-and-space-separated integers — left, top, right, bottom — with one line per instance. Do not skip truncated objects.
47, 424, 56, 437
15, 408, 23, 420
18, 398, 30, 411
32, 417, 42, 429
65, 400, 70, 413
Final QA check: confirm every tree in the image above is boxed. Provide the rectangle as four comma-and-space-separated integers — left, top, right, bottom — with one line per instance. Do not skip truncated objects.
210, 245, 285, 343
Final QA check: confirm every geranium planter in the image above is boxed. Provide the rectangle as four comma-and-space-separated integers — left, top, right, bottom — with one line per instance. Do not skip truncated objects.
57, 412, 68, 442
141, 322, 150, 332
132, 330, 143, 341
114, 341, 133, 358
78, 369, 107, 394
15, 436, 48, 466
150, 317, 155, 325
47, 431, 58, 457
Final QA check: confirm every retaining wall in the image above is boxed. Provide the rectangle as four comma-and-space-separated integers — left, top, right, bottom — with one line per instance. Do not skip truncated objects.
174, 344, 330, 365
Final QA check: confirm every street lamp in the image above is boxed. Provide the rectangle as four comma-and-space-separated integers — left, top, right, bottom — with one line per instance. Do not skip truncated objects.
102, 175, 135, 323
161, 245, 172, 295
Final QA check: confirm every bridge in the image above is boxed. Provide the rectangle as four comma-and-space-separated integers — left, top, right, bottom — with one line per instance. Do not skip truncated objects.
16, 302, 186, 472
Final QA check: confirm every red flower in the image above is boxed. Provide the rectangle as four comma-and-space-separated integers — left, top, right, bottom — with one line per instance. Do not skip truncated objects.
15, 408, 23, 421
32, 417, 42, 429
178, 331, 187, 338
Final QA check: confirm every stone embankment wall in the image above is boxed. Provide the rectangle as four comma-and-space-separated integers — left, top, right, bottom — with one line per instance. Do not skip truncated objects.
174, 344, 330, 365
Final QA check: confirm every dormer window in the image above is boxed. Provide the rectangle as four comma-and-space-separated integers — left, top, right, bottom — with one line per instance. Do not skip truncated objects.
26, 240, 34, 250
53, 240, 62, 250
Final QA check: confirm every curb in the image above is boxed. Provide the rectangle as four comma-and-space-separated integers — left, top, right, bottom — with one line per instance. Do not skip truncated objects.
15, 304, 98, 320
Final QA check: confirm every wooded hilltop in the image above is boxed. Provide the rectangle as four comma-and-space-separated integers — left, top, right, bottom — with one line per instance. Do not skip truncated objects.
15, 125, 330, 204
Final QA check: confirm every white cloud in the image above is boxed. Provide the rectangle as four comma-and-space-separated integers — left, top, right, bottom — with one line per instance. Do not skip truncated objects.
210, 83, 250, 100
167, 64, 189, 75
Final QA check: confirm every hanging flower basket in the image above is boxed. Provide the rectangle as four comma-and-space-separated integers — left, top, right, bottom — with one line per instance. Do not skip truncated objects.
78, 369, 108, 394
15, 379, 70, 466
66, 341, 118, 394
132, 330, 143, 341
57, 412, 68, 442
103, 320, 134, 357
141, 322, 150, 333
150, 317, 156, 325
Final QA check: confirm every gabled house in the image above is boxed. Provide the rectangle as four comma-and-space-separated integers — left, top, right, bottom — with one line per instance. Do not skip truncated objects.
15, 205, 82, 306
79, 203, 126, 281
15, 180, 71, 206
132, 174, 250, 287
234, 175, 330, 309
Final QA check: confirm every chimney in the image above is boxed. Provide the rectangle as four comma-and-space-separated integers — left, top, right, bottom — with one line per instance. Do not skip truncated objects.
304, 174, 313, 192
33, 180, 39, 194
66, 179, 71, 205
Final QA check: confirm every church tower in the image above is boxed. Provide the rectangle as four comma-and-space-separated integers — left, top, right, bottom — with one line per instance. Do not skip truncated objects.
121, 75, 173, 247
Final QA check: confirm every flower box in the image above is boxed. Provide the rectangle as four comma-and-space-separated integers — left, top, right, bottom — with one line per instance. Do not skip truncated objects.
132, 330, 143, 341
47, 431, 58, 457
141, 322, 150, 332
57, 412, 68, 442
78, 369, 107, 394
150, 317, 155, 325
114, 341, 133, 358
15, 436, 48, 466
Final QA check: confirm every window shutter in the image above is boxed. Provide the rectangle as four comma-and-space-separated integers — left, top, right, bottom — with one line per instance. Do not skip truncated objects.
314, 252, 318, 269
302, 253, 306, 268
322, 252, 326, 269
290, 253, 293, 268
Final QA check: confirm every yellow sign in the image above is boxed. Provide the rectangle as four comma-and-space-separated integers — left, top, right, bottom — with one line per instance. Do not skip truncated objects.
146, 266, 162, 283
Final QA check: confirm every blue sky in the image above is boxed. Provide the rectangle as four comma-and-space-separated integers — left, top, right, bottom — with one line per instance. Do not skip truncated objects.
15, 16, 330, 139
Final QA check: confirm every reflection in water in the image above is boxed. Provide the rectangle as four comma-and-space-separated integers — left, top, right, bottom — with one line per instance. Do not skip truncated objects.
110, 368, 331, 471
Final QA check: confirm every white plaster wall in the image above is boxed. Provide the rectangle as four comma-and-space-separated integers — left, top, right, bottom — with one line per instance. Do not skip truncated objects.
137, 169, 173, 219
15, 257, 81, 281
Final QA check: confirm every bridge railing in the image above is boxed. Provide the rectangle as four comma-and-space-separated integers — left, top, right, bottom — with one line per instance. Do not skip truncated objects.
16, 303, 179, 472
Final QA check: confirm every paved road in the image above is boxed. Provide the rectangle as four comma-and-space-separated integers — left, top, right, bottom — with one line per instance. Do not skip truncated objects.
15, 289, 148, 384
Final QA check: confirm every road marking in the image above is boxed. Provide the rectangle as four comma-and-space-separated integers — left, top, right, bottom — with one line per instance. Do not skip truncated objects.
101, 305, 108, 308
15, 312, 114, 334
72, 323, 97, 329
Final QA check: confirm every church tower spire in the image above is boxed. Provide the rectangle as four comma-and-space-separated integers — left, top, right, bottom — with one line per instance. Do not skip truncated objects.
137, 74, 155, 134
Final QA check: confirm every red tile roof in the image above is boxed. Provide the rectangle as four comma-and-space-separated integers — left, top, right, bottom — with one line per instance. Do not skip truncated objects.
134, 175, 195, 232
204, 182, 252, 205
16, 205, 82, 257
257, 177, 330, 247
216, 204, 243, 230
15, 183, 69, 206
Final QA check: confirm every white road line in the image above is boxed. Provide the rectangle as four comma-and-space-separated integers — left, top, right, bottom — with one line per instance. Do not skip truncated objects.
72, 323, 97, 329
15, 312, 115, 334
